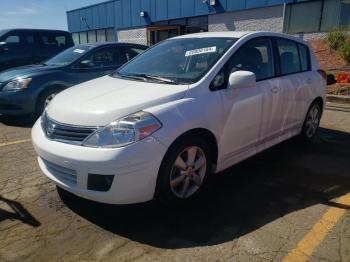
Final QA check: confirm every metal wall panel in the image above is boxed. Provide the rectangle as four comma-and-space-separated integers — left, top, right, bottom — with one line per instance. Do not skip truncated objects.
156, 0, 168, 21
168, 0, 181, 19
67, 0, 299, 32
98, 4, 107, 28
131, 0, 141, 27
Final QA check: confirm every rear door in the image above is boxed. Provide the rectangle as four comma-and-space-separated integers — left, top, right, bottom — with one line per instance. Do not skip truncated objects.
273, 38, 310, 131
33, 31, 71, 63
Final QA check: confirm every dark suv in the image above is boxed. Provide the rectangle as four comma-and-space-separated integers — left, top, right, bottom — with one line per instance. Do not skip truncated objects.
0, 29, 74, 72
0, 42, 147, 116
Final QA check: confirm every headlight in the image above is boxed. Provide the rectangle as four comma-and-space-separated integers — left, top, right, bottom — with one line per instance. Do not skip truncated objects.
82, 111, 162, 148
3, 78, 32, 91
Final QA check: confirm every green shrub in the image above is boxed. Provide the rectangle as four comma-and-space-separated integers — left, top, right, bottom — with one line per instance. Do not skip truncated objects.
339, 41, 350, 65
326, 29, 348, 52
326, 71, 337, 85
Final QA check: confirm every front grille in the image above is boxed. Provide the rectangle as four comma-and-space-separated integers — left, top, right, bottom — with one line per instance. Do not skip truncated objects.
42, 158, 77, 185
41, 112, 98, 145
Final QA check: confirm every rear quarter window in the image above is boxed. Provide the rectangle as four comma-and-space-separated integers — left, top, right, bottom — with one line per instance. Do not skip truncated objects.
298, 44, 310, 72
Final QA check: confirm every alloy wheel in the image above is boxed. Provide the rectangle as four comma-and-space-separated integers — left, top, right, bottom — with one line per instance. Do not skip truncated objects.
169, 146, 207, 199
305, 105, 320, 138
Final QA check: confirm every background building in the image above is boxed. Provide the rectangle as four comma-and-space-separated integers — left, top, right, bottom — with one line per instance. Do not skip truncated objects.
66, 0, 350, 46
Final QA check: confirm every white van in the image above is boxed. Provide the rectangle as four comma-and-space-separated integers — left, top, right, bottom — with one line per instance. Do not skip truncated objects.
32, 32, 326, 205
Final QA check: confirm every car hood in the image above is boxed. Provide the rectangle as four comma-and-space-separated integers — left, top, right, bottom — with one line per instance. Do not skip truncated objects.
46, 75, 189, 126
0, 64, 61, 82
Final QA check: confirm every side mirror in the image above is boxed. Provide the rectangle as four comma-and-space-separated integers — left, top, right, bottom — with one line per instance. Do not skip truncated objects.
0, 42, 7, 52
228, 71, 256, 89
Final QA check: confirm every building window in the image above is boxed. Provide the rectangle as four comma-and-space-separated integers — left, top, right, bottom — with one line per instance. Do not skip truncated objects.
88, 30, 97, 43
149, 16, 208, 45
97, 29, 106, 42
79, 32, 88, 44
187, 16, 208, 34
106, 29, 115, 42
72, 33, 79, 45
284, 0, 350, 34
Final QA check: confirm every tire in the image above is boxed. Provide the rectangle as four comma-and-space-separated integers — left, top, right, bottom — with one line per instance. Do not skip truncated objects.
300, 102, 322, 141
155, 136, 212, 205
35, 88, 61, 117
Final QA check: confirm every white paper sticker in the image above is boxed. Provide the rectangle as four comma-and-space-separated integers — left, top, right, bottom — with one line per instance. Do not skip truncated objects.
73, 49, 85, 54
185, 46, 217, 57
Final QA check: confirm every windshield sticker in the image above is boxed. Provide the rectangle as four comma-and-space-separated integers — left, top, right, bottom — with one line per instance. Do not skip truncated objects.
73, 49, 85, 54
185, 46, 217, 57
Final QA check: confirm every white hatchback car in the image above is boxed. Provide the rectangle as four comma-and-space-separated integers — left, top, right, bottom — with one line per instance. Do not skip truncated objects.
32, 32, 325, 205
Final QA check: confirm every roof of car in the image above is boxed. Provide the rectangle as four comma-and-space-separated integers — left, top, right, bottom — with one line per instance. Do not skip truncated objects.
76, 42, 148, 48
172, 31, 308, 45
173, 31, 253, 39
0, 28, 70, 33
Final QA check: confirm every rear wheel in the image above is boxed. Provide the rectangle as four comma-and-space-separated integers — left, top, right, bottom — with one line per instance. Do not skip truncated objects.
301, 102, 321, 141
155, 137, 212, 205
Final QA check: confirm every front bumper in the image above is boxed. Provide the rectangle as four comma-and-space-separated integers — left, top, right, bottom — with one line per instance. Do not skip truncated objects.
32, 119, 168, 204
0, 90, 35, 115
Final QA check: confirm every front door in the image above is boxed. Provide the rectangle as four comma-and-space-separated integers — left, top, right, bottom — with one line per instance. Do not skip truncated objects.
0, 31, 33, 71
216, 37, 278, 168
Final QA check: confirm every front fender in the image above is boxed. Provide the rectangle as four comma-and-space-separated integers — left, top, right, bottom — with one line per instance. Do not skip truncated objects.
144, 98, 222, 148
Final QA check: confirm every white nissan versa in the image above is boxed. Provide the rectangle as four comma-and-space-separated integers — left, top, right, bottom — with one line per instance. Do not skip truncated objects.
32, 32, 326, 205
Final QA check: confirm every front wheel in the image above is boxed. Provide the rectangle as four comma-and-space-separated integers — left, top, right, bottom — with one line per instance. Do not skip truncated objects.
301, 102, 321, 141
35, 89, 60, 117
155, 137, 212, 205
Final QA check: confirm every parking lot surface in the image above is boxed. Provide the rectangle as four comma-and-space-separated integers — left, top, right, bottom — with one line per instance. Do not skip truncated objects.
0, 109, 350, 262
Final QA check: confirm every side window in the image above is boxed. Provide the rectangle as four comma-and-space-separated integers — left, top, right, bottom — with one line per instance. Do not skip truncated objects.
277, 39, 301, 75
40, 34, 59, 47
55, 35, 67, 48
124, 46, 146, 62
82, 47, 121, 68
4, 35, 20, 44
298, 44, 310, 72
227, 38, 274, 81
211, 38, 274, 91
25, 35, 35, 45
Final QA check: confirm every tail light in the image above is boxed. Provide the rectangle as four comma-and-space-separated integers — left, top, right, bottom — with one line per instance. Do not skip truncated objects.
317, 69, 327, 81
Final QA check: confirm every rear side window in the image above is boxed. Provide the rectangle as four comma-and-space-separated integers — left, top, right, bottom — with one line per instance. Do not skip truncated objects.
298, 44, 310, 72
55, 36, 67, 47
277, 39, 301, 75
124, 46, 146, 62
25, 35, 35, 44
39, 33, 68, 48
84, 47, 121, 68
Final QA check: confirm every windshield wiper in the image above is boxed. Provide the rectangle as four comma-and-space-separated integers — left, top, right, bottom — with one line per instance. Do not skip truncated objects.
117, 73, 147, 81
118, 73, 178, 84
142, 74, 178, 84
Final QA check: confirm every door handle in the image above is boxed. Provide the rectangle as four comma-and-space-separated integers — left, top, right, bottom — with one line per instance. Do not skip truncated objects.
271, 86, 279, 94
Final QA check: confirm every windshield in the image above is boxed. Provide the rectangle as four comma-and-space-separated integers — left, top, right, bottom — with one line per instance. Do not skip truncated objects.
114, 37, 237, 84
0, 30, 6, 37
45, 45, 94, 66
